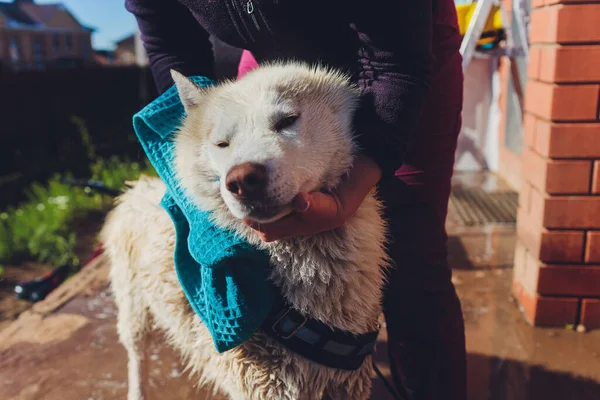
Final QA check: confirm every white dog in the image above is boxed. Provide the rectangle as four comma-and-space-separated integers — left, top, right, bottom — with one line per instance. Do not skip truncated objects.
101, 62, 390, 400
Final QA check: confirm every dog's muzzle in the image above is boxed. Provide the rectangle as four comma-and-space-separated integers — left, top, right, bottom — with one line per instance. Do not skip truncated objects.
226, 162, 268, 202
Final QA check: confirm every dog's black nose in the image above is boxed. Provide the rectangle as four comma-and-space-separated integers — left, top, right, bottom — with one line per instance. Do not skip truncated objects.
225, 162, 268, 200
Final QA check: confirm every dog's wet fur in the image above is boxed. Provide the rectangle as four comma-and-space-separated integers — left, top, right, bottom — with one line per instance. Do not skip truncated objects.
101, 62, 389, 400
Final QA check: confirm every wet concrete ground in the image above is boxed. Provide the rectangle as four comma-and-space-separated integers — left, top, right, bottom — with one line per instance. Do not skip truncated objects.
449, 172, 600, 400
1, 173, 600, 400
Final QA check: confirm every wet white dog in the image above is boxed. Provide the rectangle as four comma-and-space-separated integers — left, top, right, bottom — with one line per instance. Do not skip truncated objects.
101, 62, 389, 400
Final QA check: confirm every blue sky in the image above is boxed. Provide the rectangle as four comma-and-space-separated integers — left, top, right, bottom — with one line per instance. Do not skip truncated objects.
30, 0, 136, 50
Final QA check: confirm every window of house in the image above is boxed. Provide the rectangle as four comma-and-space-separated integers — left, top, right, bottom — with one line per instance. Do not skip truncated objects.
9, 37, 20, 63
33, 37, 45, 68
53, 33, 61, 52
81, 38, 90, 58
65, 33, 73, 52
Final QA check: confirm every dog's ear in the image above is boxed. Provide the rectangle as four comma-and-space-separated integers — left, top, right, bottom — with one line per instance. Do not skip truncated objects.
171, 70, 206, 112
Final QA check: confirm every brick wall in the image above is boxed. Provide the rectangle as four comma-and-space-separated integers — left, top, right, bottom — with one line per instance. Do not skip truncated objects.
513, 0, 600, 329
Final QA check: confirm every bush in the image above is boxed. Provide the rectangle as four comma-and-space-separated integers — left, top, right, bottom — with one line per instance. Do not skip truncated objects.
0, 156, 156, 270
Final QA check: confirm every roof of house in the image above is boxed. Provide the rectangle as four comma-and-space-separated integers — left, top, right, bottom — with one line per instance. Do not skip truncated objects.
115, 33, 135, 47
0, 1, 94, 31
19, 3, 60, 24
94, 49, 115, 57
0, 2, 37, 25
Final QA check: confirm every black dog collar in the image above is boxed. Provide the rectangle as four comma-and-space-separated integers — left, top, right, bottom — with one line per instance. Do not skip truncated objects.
262, 300, 380, 371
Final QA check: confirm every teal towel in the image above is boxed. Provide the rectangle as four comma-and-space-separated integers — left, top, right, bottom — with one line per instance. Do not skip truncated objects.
132, 76, 277, 353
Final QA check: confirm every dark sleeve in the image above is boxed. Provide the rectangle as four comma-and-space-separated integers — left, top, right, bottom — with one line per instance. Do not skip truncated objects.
350, 0, 435, 176
125, 0, 215, 93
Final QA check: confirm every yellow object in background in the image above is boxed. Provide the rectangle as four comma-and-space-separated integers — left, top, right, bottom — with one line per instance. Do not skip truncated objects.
456, 3, 504, 47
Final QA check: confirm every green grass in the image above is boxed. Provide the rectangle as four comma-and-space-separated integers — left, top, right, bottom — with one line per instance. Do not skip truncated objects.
0, 156, 157, 271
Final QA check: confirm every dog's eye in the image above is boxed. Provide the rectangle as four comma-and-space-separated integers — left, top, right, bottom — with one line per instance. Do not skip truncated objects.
274, 114, 299, 132
215, 141, 229, 148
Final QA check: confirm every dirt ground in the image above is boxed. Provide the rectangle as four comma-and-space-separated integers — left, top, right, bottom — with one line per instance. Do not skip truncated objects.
0, 211, 105, 331
0, 264, 49, 332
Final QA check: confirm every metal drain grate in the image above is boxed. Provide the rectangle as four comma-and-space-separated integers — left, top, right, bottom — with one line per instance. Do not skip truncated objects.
450, 186, 518, 226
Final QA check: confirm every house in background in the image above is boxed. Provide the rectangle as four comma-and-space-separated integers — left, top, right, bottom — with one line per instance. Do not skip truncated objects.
89, 30, 148, 68
113, 31, 148, 66
0, 0, 94, 70
114, 33, 135, 65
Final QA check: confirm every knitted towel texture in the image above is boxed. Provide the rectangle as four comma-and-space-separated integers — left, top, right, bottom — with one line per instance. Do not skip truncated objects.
132, 76, 277, 353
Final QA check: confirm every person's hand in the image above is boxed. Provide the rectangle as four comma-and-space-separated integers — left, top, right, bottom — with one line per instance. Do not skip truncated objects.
244, 190, 345, 242
244, 154, 382, 242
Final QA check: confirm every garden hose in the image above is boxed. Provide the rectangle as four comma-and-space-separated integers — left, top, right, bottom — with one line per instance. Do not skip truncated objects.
14, 178, 121, 303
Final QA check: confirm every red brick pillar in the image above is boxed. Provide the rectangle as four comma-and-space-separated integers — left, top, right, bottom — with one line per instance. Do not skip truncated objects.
513, 0, 600, 329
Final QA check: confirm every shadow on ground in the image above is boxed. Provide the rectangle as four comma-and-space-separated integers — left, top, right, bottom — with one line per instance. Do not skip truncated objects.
373, 327, 600, 400
467, 353, 600, 400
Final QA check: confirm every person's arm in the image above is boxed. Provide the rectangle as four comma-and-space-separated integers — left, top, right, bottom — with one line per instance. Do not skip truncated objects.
350, 0, 435, 176
125, 0, 215, 93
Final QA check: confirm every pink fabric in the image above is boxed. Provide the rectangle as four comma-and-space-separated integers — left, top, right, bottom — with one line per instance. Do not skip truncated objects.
237, 50, 259, 79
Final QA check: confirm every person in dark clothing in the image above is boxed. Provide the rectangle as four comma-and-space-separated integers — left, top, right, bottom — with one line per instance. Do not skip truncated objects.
125, 0, 466, 399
